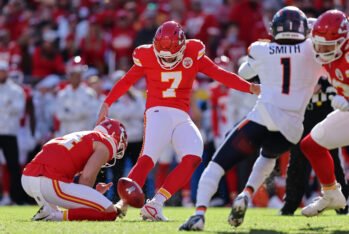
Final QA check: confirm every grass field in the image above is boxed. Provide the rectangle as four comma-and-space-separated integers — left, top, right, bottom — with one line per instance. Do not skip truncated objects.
0, 206, 349, 234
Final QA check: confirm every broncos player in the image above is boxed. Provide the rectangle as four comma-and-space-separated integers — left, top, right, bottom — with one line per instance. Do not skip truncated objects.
180, 6, 326, 230
97, 21, 260, 221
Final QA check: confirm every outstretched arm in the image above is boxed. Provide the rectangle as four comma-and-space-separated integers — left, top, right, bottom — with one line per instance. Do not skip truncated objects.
97, 65, 145, 124
199, 55, 260, 95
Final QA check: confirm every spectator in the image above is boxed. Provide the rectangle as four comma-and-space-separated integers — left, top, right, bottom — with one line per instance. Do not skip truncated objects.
80, 16, 108, 74
0, 29, 22, 69
33, 74, 61, 146
0, 60, 26, 205
110, 10, 136, 68
229, 0, 264, 47
216, 23, 246, 71
184, 0, 220, 56
31, 29, 65, 83
54, 56, 97, 136
133, 10, 158, 47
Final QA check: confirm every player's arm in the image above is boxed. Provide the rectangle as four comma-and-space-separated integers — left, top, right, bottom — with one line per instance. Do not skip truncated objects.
199, 55, 260, 95
238, 60, 258, 80
97, 65, 145, 123
78, 141, 110, 187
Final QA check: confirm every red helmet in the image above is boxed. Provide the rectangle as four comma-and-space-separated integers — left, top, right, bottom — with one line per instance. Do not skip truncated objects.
311, 10, 349, 64
153, 21, 186, 70
94, 118, 128, 167
66, 56, 87, 74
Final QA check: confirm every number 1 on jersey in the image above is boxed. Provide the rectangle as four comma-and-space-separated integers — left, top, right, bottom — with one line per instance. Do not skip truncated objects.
161, 71, 182, 98
281, 58, 291, 95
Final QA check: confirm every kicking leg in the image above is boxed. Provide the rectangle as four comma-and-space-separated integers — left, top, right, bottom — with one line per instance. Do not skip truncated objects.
180, 120, 264, 231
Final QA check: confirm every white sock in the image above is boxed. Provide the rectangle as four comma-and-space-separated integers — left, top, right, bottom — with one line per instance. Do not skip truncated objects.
153, 193, 167, 205
245, 155, 276, 194
195, 162, 225, 208
51, 210, 63, 221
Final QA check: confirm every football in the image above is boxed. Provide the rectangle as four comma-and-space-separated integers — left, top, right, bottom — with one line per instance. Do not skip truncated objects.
117, 177, 145, 208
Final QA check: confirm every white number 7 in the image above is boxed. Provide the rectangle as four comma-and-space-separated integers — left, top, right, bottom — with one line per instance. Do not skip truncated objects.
161, 71, 182, 98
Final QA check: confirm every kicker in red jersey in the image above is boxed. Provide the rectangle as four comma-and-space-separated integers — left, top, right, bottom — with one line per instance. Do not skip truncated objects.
323, 46, 349, 98
104, 39, 252, 113
23, 131, 115, 183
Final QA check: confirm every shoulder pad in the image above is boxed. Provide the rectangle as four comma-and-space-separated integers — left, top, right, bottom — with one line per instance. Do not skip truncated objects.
248, 41, 269, 60
187, 39, 206, 60
132, 44, 152, 67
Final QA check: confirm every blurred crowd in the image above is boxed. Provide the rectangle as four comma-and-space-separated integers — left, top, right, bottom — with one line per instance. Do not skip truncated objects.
1, 0, 349, 207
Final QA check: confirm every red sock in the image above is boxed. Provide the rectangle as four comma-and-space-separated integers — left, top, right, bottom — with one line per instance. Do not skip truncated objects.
128, 155, 154, 187
300, 134, 335, 185
66, 208, 117, 221
2, 165, 10, 194
155, 163, 170, 190
161, 155, 201, 196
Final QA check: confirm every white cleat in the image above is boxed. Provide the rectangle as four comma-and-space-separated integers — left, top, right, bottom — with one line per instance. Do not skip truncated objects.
115, 200, 128, 219
32, 206, 51, 221
302, 184, 346, 217
32, 206, 62, 221
140, 199, 168, 221
228, 192, 249, 227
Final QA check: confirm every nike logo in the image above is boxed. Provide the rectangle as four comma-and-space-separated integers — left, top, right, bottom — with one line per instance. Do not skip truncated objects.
317, 208, 325, 214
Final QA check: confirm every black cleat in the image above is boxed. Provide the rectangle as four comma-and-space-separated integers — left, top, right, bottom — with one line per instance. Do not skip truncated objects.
179, 214, 205, 231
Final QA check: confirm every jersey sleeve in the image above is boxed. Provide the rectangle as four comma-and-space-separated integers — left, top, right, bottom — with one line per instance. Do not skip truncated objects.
104, 65, 145, 106
132, 44, 153, 67
198, 55, 252, 93
132, 46, 143, 67
246, 41, 266, 71
189, 39, 206, 60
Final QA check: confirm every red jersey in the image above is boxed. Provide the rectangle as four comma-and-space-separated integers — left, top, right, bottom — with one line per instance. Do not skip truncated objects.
104, 39, 251, 113
323, 47, 349, 98
23, 131, 116, 183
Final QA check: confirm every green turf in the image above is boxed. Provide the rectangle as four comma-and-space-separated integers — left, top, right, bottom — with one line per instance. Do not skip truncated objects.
0, 206, 348, 234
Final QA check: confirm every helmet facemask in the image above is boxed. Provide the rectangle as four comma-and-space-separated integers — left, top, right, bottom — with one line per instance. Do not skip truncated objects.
312, 35, 347, 64
153, 45, 186, 70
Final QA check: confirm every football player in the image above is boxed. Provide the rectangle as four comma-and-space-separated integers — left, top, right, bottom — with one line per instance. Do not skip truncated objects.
96, 21, 260, 221
300, 10, 349, 217
21, 118, 128, 221
180, 6, 327, 230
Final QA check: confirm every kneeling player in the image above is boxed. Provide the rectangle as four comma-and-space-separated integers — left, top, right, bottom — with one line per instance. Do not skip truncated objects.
22, 118, 127, 221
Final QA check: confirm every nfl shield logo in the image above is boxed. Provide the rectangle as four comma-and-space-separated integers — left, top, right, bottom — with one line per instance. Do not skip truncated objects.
183, 57, 193, 68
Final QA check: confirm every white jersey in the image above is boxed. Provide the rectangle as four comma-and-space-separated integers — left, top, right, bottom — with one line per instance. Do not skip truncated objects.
240, 39, 326, 144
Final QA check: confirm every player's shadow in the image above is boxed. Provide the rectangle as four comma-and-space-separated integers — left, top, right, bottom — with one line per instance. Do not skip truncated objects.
299, 224, 326, 233
331, 231, 349, 234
